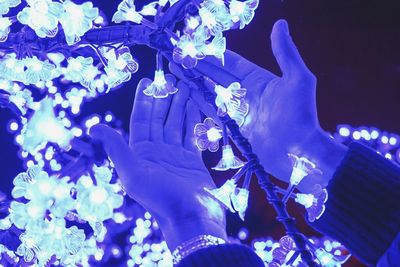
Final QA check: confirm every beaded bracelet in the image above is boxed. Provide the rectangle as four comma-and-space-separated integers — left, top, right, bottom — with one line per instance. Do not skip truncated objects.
172, 235, 227, 265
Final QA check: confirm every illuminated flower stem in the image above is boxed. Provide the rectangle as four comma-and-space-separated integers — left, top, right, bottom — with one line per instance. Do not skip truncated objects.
282, 185, 296, 204
141, 18, 159, 30
180, 72, 318, 266
156, 52, 164, 70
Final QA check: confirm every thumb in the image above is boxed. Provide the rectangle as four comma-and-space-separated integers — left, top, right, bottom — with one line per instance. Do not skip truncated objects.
271, 19, 311, 79
89, 124, 134, 175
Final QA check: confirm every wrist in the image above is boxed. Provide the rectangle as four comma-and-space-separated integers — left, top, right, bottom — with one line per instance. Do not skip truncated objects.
298, 129, 348, 191
161, 215, 227, 251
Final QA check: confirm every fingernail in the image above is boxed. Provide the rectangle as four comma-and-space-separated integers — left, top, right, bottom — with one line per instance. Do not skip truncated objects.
280, 20, 289, 35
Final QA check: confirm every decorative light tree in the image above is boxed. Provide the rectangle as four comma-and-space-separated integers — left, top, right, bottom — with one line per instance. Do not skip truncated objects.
0, 0, 354, 266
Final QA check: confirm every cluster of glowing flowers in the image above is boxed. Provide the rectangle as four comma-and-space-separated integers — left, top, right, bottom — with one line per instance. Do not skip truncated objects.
63, 56, 99, 90
295, 185, 328, 222
127, 213, 173, 267
0, 16, 12, 42
10, 166, 74, 227
143, 70, 178, 98
59, 0, 99, 45
102, 46, 139, 90
229, 0, 259, 29
214, 82, 249, 126
288, 153, 322, 186
0, 0, 21, 15
0, 54, 56, 85
1, 83, 35, 115
20, 98, 72, 154
17, 0, 64, 38
75, 166, 124, 235
213, 144, 245, 171
194, 117, 223, 152
15, 219, 86, 265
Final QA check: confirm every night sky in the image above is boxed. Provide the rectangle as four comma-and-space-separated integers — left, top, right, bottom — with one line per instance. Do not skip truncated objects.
1, 1, 400, 266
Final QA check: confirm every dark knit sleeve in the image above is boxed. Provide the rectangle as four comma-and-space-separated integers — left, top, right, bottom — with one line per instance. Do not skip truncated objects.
311, 142, 400, 266
176, 244, 265, 267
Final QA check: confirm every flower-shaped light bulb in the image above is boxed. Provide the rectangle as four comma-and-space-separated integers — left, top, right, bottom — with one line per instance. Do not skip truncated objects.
194, 118, 222, 152
288, 153, 322, 186
203, 34, 226, 63
231, 188, 249, 220
0, 0, 22, 16
213, 144, 245, 171
0, 16, 11, 42
173, 29, 208, 69
229, 0, 259, 29
21, 98, 72, 153
214, 82, 249, 126
112, 0, 143, 24
143, 70, 178, 98
204, 179, 236, 212
295, 186, 328, 222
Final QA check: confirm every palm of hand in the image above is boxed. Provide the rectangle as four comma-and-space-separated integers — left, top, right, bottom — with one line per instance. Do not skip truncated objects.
125, 141, 215, 220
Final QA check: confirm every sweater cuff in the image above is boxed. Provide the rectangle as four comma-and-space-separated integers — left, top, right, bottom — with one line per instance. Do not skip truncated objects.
176, 244, 264, 267
311, 142, 400, 265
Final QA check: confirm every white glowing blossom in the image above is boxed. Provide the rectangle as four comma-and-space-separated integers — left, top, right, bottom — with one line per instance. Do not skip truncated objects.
214, 82, 249, 126
0, 53, 27, 83
229, 0, 259, 29
64, 56, 99, 89
60, 0, 99, 45
17, 0, 64, 38
112, 0, 143, 24
21, 98, 72, 153
0, 16, 12, 42
231, 187, 249, 220
103, 47, 139, 90
24, 56, 55, 84
139, 1, 158, 16
173, 27, 209, 69
194, 117, 223, 152
75, 166, 124, 229
143, 70, 178, 98
0, 0, 21, 15
199, 1, 232, 35
205, 179, 236, 212
213, 144, 245, 171
203, 33, 226, 63
288, 153, 322, 186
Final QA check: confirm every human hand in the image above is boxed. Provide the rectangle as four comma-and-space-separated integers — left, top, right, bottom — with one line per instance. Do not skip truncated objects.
90, 79, 227, 250
171, 20, 347, 192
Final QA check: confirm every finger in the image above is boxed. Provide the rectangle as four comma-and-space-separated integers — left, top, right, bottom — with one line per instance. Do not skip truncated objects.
195, 50, 275, 87
164, 81, 190, 145
150, 93, 173, 142
90, 124, 134, 178
271, 19, 311, 79
169, 63, 223, 126
130, 78, 153, 145
184, 99, 201, 153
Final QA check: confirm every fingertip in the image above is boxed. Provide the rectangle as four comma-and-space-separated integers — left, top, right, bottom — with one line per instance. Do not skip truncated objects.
165, 73, 177, 85
136, 78, 153, 96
